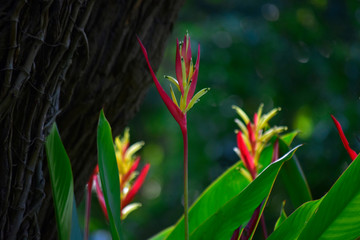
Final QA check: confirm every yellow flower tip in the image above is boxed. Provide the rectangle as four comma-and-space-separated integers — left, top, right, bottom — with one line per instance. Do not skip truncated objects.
123, 127, 130, 142
232, 105, 250, 124
121, 203, 142, 220
115, 137, 122, 149
258, 107, 282, 129
239, 167, 253, 182
257, 103, 264, 118
124, 141, 145, 162
234, 118, 249, 137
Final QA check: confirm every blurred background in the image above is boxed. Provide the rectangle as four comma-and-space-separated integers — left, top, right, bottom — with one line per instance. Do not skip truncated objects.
80, 0, 360, 239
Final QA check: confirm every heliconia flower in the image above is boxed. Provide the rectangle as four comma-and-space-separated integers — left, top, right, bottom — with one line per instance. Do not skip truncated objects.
139, 33, 208, 239
232, 105, 285, 240
137, 33, 209, 131
331, 115, 358, 161
89, 128, 150, 220
233, 104, 287, 179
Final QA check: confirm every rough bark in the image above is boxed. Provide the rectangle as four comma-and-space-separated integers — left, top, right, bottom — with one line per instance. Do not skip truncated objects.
0, 0, 184, 239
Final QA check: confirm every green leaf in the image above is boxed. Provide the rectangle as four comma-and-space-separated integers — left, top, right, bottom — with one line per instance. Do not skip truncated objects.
149, 226, 174, 240
274, 201, 288, 230
165, 161, 252, 239
279, 139, 312, 208
189, 146, 300, 240
97, 110, 122, 240
45, 124, 76, 240
268, 199, 322, 240
281, 130, 299, 146
298, 154, 360, 240
165, 145, 300, 240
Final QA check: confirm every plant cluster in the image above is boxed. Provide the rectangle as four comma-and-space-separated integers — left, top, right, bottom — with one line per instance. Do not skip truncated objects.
45, 34, 360, 240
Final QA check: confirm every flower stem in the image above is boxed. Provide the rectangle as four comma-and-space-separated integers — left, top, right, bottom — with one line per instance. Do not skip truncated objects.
181, 123, 189, 240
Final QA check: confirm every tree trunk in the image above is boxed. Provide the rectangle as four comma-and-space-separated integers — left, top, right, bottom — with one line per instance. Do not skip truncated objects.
0, 0, 184, 239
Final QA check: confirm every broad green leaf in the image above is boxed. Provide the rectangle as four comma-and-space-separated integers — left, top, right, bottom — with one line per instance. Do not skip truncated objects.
298, 154, 360, 240
268, 199, 322, 240
281, 131, 299, 146
97, 110, 122, 240
189, 146, 299, 240
188, 146, 300, 240
149, 226, 174, 240
45, 124, 76, 240
165, 161, 252, 239
274, 201, 288, 230
71, 197, 82, 240
279, 139, 312, 208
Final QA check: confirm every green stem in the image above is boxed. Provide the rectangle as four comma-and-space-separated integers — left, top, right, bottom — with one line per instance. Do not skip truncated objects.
181, 121, 189, 240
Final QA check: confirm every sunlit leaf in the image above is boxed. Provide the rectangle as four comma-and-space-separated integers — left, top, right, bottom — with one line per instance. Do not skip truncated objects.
189, 146, 300, 240
149, 226, 174, 240
165, 145, 300, 240
270, 154, 360, 239
298, 154, 360, 240
281, 131, 299, 146
267, 199, 322, 240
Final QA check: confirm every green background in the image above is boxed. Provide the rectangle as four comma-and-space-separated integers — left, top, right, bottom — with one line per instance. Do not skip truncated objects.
81, 0, 360, 239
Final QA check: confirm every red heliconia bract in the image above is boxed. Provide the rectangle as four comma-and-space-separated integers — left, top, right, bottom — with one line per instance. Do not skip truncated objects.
121, 164, 150, 209
331, 115, 358, 161
137, 36, 186, 129
237, 132, 256, 179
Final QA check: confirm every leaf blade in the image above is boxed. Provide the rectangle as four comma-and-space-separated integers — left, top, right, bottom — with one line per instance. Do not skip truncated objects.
149, 226, 174, 240
97, 110, 122, 240
189, 146, 300, 240
298, 154, 360, 240
45, 124, 75, 240
267, 199, 322, 240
